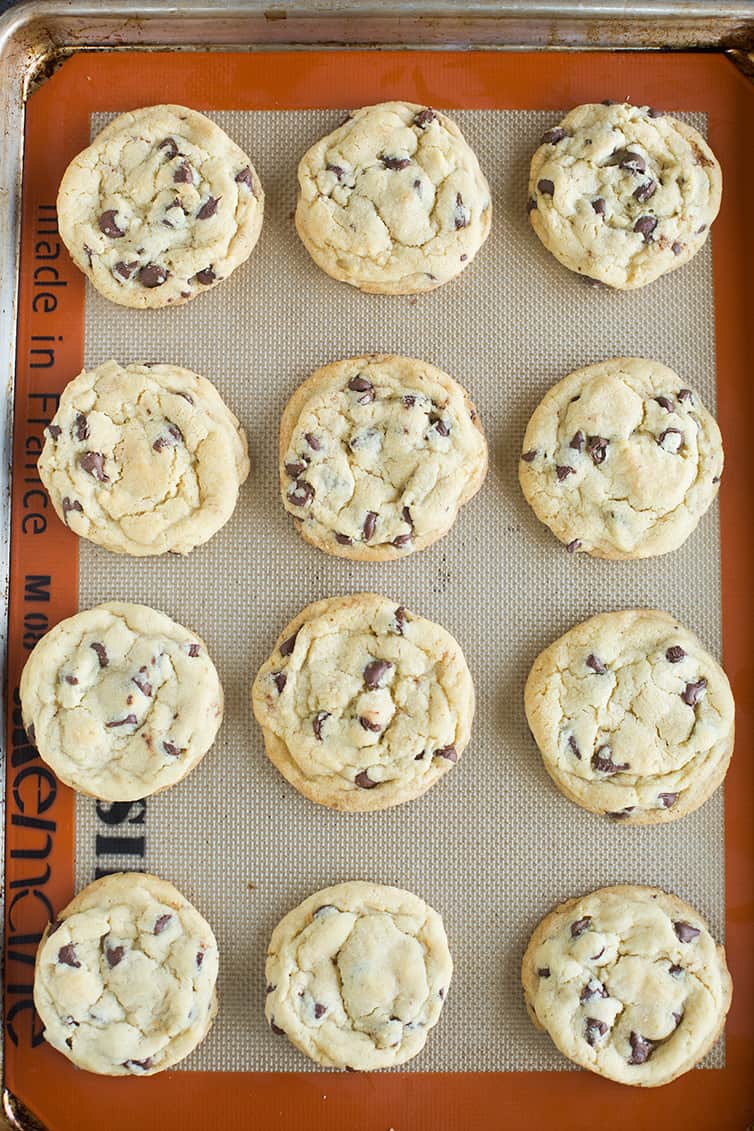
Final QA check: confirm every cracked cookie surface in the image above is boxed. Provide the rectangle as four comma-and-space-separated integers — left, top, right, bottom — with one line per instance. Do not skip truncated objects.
528, 101, 721, 288
265, 881, 452, 1069
522, 885, 732, 1086
280, 355, 487, 560
34, 872, 219, 1076
20, 601, 224, 801
519, 358, 723, 559
39, 359, 250, 556
251, 593, 474, 811
295, 102, 491, 293
524, 608, 734, 825
57, 104, 264, 308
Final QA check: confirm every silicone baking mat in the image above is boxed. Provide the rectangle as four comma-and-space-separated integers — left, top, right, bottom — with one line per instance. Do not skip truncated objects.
6, 50, 754, 1131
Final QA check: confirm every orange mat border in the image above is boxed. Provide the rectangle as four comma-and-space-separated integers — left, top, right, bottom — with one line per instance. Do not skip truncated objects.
5, 49, 754, 1131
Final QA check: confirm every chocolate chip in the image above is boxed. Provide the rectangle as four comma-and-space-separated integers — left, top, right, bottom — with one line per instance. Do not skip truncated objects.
568, 736, 581, 760
62, 497, 83, 523
363, 511, 377, 541
272, 672, 287, 694
153, 424, 182, 452
195, 267, 216, 285
364, 659, 392, 689
526, 197, 537, 214
580, 979, 609, 1003
347, 375, 375, 404
403, 395, 417, 408
592, 745, 629, 775
124, 1058, 153, 1071
394, 606, 408, 634
681, 678, 707, 706
697, 223, 707, 233
313, 1003, 327, 1019
586, 654, 606, 674
556, 465, 574, 481
285, 461, 307, 478
288, 480, 314, 508
58, 944, 80, 968
26, 723, 36, 745
163, 741, 181, 756
47, 423, 62, 439
47, 917, 62, 935
634, 215, 658, 242
672, 241, 683, 256
672, 1011, 683, 1027
537, 178, 555, 196
414, 108, 435, 128
430, 416, 450, 437
197, 196, 219, 220
326, 163, 346, 180
98, 210, 125, 238
106, 714, 138, 728
566, 539, 582, 554
537, 967, 550, 978
592, 197, 606, 215
628, 1031, 654, 1065
139, 264, 168, 288
355, 770, 377, 789
280, 632, 298, 657
115, 260, 139, 280
414, 752, 425, 761
567, 432, 585, 454
658, 792, 678, 809
584, 1018, 608, 1046
666, 645, 686, 663
606, 807, 635, 820
381, 155, 411, 170
154, 914, 172, 935
133, 667, 152, 697
312, 711, 329, 740
106, 944, 125, 968
91, 642, 108, 668
542, 127, 567, 145
633, 179, 656, 203
159, 137, 179, 159
571, 916, 591, 939
453, 192, 469, 230
173, 160, 194, 184
64, 675, 78, 686
658, 427, 683, 452
647, 106, 663, 118
74, 413, 89, 442
197, 950, 205, 968
392, 533, 412, 549
359, 715, 382, 732
674, 921, 701, 943
588, 436, 608, 465
669, 964, 683, 977
677, 388, 694, 404
304, 432, 320, 452
521, 449, 537, 462
439, 987, 446, 998
187, 644, 200, 658
236, 166, 254, 188
334, 533, 353, 546
655, 396, 674, 412
434, 745, 458, 762
606, 148, 646, 175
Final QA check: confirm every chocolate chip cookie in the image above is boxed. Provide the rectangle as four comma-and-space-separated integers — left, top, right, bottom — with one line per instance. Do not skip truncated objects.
522, 885, 732, 1086
280, 355, 487, 559
57, 104, 263, 308
20, 602, 223, 801
34, 872, 219, 1076
528, 102, 721, 288
265, 881, 452, 1069
524, 608, 735, 824
39, 359, 249, 556
519, 358, 723, 559
295, 102, 491, 293
251, 593, 474, 811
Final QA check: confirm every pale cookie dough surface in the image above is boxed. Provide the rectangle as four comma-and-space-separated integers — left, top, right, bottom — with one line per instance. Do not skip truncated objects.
20, 602, 224, 802
280, 355, 487, 560
524, 609, 734, 825
528, 102, 721, 289
251, 594, 474, 811
34, 872, 219, 1076
39, 359, 250, 557
522, 885, 732, 1087
265, 881, 452, 1069
519, 358, 723, 560
57, 104, 264, 308
295, 102, 491, 294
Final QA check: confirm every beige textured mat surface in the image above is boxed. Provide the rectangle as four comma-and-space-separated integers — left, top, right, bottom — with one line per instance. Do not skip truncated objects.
76, 109, 723, 1071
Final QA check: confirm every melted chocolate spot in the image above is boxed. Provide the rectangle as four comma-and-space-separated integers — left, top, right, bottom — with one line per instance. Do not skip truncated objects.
195, 267, 216, 285
394, 607, 408, 634
47, 423, 62, 440
288, 480, 314, 508
139, 264, 168, 288
347, 375, 375, 404
666, 646, 686, 663
313, 1003, 327, 1020
312, 711, 329, 740
280, 632, 298, 657
58, 944, 80, 968
106, 944, 125, 968
62, 497, 83, 524
588, 436, 608, 465
537, 178, 555, 196
571, 916, 591, 939
592, 197, 606, 215
236, 166, 254, 189
173, 160, 194, 184
197, 196, 219, 220
359, 715, 382, 733
585, 1018, 608, 1046
158, 137, 179, 159
606, 148, 646, 175
354, 771, 377, 789
115, 260, 139, 280
634, 215, 658, 242
655, 396, 674, 412
556, 465, 574, 481
628, 1031, 654, 1065
521, 449, 537, 462
586, 654, 606, 674
272, 672, 287, 694
91, 642, 108, 668
163, 741, 181, 756
566, 539, 582, 554
435, 745, 458, 762
364, 660, 392, 689
154, 914, 172, 935
681, 678, 707, 706
363, 511, 378, 541
187, 644, 200, 658
334, 533, 353, 546
674, 921, 701, 943
592, 745, 629, 775
414, 108, 435, 128
633, 179, 656, 203
542, 127, 567, 144
98, 210, 125, 238
658, 792, 678, 809
381, 155, 411, 171
74, 413, 89, 442
568, 735, 581, 760
570, 431, 585, 452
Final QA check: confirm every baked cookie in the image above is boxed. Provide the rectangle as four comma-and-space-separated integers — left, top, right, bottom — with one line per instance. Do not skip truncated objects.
522, 885, 732, 1087
519, 358, 723, 559
251, 593, 474, 811
20, 602, 223, 801
524, 608, 734, 824
265, 881, 452, 1069
39, 359, 250, 556
528, 102, 721, 288
295, 102, 491, 294
57, 104, 263, 308
34, 872, 219, 1076
280, 355, 487, 559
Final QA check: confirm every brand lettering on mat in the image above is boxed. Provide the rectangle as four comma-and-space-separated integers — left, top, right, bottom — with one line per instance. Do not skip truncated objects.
94, 799, 147, 879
